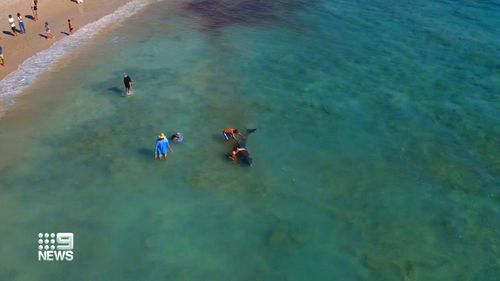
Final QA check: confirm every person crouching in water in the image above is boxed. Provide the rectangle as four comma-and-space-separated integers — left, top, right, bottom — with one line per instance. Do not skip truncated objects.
170, 132, 184, 144
229, 144, 252, 165
223, 128, 242, 141
154, 133, 172, 160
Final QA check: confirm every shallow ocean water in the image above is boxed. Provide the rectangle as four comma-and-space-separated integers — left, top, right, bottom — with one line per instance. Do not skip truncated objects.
0, 0, 499, 280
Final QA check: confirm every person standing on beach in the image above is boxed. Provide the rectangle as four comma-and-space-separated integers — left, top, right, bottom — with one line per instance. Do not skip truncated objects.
0, 46, 4, 66
44, 22, 53, 39
17, 13, 26, 34
123, 74, 133, 95
8, 15, 17, 36
68, 19, 74, 34
32, 0, 38, 21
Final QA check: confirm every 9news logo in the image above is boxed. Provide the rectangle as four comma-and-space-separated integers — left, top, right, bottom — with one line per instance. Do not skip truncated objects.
37, 232, 74, 261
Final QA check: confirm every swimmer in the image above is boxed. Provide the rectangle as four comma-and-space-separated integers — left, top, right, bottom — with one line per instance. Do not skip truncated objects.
222, 128, 242, 141
154, 133, 172, 160
170, 132, 184, 143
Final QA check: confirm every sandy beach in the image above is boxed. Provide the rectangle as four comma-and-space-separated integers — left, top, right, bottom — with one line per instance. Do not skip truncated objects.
0, 0, 134, 81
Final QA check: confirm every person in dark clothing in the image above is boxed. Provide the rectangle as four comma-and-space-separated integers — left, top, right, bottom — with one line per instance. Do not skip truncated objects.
123, 74, 132, 95
68, 19, 74, 34
32, 0, 38, 21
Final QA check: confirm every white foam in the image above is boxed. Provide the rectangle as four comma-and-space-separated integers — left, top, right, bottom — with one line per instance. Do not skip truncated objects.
0, 0, 156, 117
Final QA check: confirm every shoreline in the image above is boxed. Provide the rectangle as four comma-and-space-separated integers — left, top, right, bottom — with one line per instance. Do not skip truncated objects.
0, 0, 154, 116
0, 0, 134, 81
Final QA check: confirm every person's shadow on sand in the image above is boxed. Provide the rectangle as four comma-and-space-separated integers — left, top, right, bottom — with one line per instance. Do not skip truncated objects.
39, 34, 48, 39
25, 15, 35, 21
61, 31, 70, 36
3, 31, 15, 36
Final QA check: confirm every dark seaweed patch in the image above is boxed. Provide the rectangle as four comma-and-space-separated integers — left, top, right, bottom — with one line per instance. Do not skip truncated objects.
183, 0, 313, 29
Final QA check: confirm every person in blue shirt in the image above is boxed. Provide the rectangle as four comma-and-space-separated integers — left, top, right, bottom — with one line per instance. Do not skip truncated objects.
154, 133, 172, 160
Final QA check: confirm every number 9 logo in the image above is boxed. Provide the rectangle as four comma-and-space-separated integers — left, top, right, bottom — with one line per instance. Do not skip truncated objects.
56, 233, 74, 250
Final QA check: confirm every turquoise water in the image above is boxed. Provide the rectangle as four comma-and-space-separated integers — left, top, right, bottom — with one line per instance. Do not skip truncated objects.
0, 0, 499, 280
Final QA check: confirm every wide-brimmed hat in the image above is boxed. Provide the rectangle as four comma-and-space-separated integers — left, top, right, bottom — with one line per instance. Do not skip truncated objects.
158, 133, 166, 139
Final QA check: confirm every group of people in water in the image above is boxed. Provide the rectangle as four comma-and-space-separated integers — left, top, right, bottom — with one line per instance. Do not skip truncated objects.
154, 128, 255, 166
122, 74, 254, 166
223, 128, 254, 165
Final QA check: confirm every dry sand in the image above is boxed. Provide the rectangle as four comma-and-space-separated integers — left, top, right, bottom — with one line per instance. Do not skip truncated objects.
0, 0, 134, 81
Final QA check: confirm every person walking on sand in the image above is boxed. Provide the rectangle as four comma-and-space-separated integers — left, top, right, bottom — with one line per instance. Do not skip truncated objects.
32, 0, 38, 21
123, 74, 133, 95
68, 19, 74, 34
17, 13, 26, 34
0, 46, 4, 66
8, 15, 17, 36
44, 22, 53, 39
